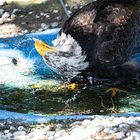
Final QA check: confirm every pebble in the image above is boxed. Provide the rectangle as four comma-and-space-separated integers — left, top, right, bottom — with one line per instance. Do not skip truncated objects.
41, 23, 50, 30
18, 126, 25, 131
82, 119, 91, 126
12, 9, 20, 15
51, 22, 59, 28
38, 28, 44, 32
56, 16, 62, 21
115, 132, 125, 139
35, 15, 40, 19
53, 10, 59, 14
28, 11, 33, 15
0, 116, 139, 140
2, 12, 10, 19
46, 14, 50, 19
67, 10, 72, 15
0, 9, 4, 17
0, 0, 6, 6
11, 14, 16, 19
0, 19, 4, 25
131, 131, 140, 138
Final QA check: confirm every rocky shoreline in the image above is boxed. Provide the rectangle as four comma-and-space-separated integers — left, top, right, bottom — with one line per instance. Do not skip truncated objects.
0, 115, 139, 140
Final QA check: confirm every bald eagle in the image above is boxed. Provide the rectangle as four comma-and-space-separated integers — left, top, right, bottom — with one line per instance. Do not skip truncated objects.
35, 0, 140, 80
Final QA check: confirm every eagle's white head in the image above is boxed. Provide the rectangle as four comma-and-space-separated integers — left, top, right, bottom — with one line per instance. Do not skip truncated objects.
35, 32, 89, 80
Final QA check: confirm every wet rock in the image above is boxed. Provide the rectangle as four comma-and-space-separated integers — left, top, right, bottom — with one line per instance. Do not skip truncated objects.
0, 9, 4, 17
51, 22, 59, 28
2, 12, 10, 18
0, 0, 6, 6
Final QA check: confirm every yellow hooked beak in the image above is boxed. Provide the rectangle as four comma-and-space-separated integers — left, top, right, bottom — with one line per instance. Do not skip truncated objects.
34, 39, 56, 57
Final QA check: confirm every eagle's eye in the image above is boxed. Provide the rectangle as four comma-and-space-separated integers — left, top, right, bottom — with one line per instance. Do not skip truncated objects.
12, 58, 18, 66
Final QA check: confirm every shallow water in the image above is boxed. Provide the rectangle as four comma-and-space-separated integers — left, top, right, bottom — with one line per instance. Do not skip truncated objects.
0, 77, 140, 115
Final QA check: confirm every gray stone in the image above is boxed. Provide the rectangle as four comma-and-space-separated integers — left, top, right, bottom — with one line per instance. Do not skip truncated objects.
68, 10, 72, 15
4, 129, 9, 134
131, 132, 140, 139
28, 11, 33, 15
12, 9, 20, 14
11, 14, 16, 19
53, 10, 59, 14
46, 131, 55, 137
119, 123, 129, 132
0, 9, 4, 16
18, 126, 25, 131
35, 15, 40, 19
13, 131, 26, 137
88, 125, 104, 135
41, 23, 49, 29
47, 136, 54, 140
22, 30, 28, 34
56, 124, 63, 130
0, 0, 6, 6
40, 12, 45, 16
56, 16, 62, 21
124, 136, 134, 140
82, 119, 91, 127
10, 126, 16, 131
0, 19, 4, 25
31, 30, 36, 33
5, 132, 13, 139
2, 12, 10, 18
51, 22, 59, 28
115, 132, 125, 139
46, 14, 50, 19
38, 28, 44, 32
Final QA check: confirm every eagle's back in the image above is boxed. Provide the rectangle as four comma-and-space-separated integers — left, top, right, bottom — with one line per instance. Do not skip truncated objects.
61, 0, 140, 70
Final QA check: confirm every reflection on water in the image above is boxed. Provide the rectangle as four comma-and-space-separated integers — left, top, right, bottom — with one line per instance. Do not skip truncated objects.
0, 77, 140, 115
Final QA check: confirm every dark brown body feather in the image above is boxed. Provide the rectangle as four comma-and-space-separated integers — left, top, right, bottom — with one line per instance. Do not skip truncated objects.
61, 0, 140, 78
